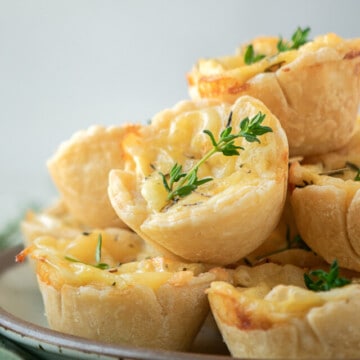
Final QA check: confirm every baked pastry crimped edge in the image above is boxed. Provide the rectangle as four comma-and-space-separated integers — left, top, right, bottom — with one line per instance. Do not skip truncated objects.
188, 33, 360, 156
38, 273, 214, 350
289, 161, 360, 271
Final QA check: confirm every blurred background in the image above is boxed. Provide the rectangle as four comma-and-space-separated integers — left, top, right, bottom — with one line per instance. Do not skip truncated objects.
1, 0, 359, 228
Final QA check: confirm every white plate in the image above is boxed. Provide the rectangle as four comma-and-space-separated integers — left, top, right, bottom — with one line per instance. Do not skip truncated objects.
0, 246, 231, 360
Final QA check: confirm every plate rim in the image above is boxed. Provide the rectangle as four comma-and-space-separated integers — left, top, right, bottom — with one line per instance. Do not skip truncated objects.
0, 245, 231, 360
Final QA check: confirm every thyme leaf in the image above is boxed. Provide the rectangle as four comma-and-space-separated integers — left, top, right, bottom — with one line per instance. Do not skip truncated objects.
277, 26, 311, 52
355, 170, 360, 181
346, 162, 360, 181
304, 259, 351, 292
320, 162, 360, 181
160, 111, 272, 203
244, 44, 266, 65
95, 233, 102, 263
65, 233, 110, 270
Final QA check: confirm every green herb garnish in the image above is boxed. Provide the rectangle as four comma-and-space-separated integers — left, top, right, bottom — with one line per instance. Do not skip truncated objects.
354, 170, 360, 181
304, 259, 351, 292
95, 233, 102, 263
244, 44, 266, 65
160, 111, 272, 203
277, 26, 311, 52
320, 162, 360, 181
65, 233, 110, 270
346, 162, 360, 181
160, 163, 213, 200
319, 167, 349, 177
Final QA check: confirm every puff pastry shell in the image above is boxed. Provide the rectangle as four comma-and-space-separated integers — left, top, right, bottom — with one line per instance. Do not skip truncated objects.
108, 96, 288, 265
289, 161, 360, 271
19, 232, 215, 350
208, 264, 360, 359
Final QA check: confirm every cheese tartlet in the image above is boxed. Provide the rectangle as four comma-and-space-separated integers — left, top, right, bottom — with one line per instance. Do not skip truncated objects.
17, 231, 216, 350
108, 96, 288, 265
289, 161, 360, 271
207, 264, 360, 359
188, 33, 360, 156
47, 124, 141, 229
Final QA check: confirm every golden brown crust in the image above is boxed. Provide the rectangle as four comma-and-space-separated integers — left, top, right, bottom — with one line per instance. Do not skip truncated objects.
47, 124, 141, 229
241, 51, 360, 156
289, 161, 360, 271
38, 272, 213, 350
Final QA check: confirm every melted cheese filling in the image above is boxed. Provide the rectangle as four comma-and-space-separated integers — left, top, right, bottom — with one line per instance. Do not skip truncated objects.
191, 33, 360, 87
253, 284, 357, 318
124, 105, 277, 213
25, 232, 206, 291
214, 282, 358, 322
292, 163, 360, 198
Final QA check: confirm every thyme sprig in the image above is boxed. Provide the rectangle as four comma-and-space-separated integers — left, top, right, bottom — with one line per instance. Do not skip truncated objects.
319, 162, 360, 181
304, 259, 351, 292
244, 27, 311, 67
277, 26, 311, 52
160, 111, 272, 202
244, 44, 266, 65
65, 233, 110, 270
160, 163, 213, 201
346, 162, 360, 181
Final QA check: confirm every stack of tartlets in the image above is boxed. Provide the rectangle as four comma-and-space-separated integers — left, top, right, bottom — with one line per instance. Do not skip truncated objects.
18, 28, 360, 358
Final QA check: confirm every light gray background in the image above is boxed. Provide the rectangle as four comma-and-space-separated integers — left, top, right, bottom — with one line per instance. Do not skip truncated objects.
1, 0, 359, 226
